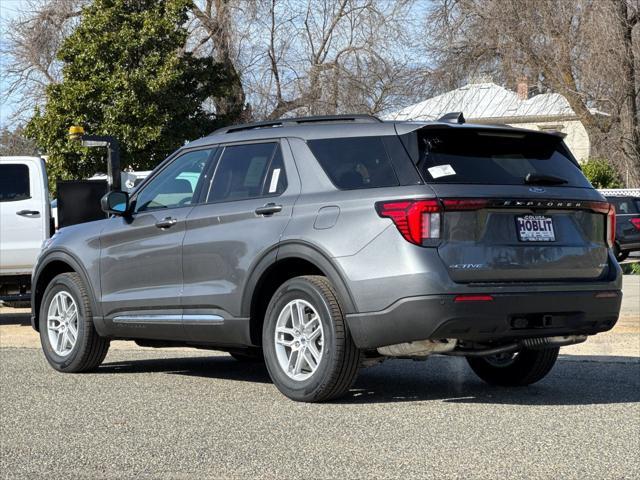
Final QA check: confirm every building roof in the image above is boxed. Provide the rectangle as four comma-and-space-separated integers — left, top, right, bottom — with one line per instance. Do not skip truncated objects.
385, 82, 583, 122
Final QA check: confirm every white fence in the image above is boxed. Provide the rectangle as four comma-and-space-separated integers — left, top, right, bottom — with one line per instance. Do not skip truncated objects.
598, 188, 640, 197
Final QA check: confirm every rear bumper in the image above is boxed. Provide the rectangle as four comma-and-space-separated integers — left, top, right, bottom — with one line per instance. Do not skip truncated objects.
345, 290, 622, 349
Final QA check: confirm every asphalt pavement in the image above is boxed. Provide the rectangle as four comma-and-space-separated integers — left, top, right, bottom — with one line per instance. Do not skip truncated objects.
0, 276, 638, 479
1, 349, 639, 479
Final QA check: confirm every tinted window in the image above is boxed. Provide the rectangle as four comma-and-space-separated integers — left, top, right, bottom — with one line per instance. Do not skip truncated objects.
135, 149, 212, 212
208, 143, 286, 202
403, 129, 591, 187
608, 197, 640, 214
0, 164, 30, 202
307, 137, 399, 190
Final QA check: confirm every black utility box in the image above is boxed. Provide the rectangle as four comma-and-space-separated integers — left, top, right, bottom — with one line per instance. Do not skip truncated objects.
57, 180, 108, 228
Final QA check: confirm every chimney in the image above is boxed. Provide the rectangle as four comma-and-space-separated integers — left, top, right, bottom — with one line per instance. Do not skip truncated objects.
517, 77, 528, 100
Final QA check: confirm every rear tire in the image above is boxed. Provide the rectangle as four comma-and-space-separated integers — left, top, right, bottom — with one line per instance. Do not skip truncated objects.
39, 272, 110, 372
262, 275, 361, 402
466, 347, 559, 386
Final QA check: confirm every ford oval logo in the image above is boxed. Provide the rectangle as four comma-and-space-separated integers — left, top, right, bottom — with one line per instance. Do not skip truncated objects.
529, 187, 546, 193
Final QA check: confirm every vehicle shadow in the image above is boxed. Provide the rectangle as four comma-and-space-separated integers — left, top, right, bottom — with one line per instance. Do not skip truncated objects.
98, 353, 640, 406
0, 311, 31, 326
99, 355, 272, 384
339, 355, 640, 406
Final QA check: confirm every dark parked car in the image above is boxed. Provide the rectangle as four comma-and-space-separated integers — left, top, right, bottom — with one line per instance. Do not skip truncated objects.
606, 195, 640, 261
31, 114, 622, 402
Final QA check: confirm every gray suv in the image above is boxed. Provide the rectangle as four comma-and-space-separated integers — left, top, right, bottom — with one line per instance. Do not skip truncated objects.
32, 114, 622, 402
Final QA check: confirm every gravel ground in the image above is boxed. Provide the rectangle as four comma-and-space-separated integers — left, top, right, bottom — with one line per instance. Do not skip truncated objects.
0, 275, 638, 479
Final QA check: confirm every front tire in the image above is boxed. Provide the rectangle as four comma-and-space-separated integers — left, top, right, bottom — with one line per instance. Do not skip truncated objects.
39, 272, 110, 372
262, 275, 361, 402
466, 347, 559, 386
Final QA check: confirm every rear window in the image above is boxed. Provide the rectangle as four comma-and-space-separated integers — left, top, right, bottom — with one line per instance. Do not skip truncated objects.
307, 137, 399, 190
608, 197, 640, 214
0, 164, 30, 202
401, 128, 591, 188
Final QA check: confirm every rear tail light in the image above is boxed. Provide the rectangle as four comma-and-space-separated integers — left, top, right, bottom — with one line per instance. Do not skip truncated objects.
606, 204, 616, 248
376, 197, 491, 245
631, 218, 640, 231
377, 197, 619, 247
376, 199, 441, 245
587, 202, 616, 247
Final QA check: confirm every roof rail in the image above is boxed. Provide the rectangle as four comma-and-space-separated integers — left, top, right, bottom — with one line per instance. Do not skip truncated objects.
438, 112, 465, 124
210, 114, 382, 135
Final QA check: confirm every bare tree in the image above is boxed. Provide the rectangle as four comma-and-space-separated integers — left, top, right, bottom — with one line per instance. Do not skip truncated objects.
1, 0, 86, 121
0, 126, 39, 156
427, 0, 640, 187
190, 0, 254, 122
255, 0, 429, 119
4, 0, 433, 126
189, 0, 430, 120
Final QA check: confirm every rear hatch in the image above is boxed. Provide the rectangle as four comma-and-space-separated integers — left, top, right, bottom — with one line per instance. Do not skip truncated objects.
399, 126, 614, 283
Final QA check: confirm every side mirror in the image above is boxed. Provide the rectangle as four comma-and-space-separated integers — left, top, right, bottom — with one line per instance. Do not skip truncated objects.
101, 190, 130, 216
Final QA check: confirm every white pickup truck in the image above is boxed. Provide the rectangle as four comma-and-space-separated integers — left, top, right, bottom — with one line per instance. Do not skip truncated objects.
0, 157, 149, 306
0, 156, 52, 306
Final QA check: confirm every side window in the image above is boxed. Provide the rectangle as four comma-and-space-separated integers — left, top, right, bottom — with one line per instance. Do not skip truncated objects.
134, 149, 213, 212
0, 164, 30, 202
207, 142, 287, 202
307, 136, 399, 190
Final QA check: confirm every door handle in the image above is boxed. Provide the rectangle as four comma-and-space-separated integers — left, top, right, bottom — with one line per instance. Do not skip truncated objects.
255, 203, 283, 216
16, 210, 40, 216
155, 217, 178, 229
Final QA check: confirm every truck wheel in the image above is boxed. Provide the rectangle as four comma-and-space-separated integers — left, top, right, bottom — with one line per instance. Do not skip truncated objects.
262, 275, 361, 402
466, 347, 559, 386
39, 272, 110, 372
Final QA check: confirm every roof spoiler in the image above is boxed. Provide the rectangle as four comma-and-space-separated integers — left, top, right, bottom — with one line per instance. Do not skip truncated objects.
210, 114, 382, 135
438, 112, 465, 124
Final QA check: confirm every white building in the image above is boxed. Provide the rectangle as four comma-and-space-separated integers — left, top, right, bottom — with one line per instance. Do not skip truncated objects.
386, 80, 593, 162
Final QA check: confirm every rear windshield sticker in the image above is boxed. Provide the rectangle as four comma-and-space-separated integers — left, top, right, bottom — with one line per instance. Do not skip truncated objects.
427, 164, 456, 179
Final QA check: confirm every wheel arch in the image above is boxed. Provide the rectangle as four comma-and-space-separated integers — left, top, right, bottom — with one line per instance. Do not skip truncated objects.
32, 251, 100, 332
243, 241, 356, 346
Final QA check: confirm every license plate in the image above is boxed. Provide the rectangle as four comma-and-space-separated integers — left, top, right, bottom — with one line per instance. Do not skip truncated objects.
516, 215, 555, 242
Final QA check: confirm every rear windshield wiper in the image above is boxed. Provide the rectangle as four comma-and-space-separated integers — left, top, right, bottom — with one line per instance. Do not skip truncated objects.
524, 173, 568, 185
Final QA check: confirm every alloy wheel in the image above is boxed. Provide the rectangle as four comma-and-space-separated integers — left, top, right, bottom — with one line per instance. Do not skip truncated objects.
274, 299, 324, 381
47, 291, 79, 356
